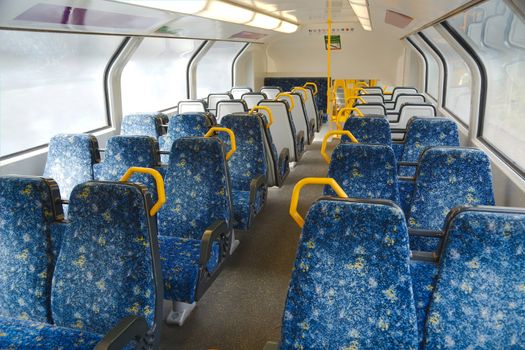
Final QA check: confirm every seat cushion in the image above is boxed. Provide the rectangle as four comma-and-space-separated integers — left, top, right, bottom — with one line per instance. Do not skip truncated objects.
0, 317, 102, 350
232, 191, 252, 230
159, 236, 220, 304
410, 260, 438, 347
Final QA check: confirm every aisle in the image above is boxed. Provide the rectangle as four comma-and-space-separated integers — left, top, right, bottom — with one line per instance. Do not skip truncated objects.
161, 126, 335, 350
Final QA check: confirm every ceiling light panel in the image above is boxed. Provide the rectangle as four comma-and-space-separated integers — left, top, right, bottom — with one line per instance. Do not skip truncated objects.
199, 1, 254, 23
248, 12, 281, 29
348, 0, 372, 31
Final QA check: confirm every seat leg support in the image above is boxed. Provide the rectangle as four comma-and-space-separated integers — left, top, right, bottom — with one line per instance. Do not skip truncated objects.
166, 301, 197, 326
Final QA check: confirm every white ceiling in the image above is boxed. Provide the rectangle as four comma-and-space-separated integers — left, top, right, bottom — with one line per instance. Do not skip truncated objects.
230, 0, 471, 36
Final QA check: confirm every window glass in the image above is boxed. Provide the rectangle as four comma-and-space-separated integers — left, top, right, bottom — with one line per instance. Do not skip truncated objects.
423, 27, 473, 125
122, 38, 203, 115
195, 41, 246, 98
412, 35, 440, 99
448, 0, 525, 172
0, 30, 121, 157
404, 45, 425, 92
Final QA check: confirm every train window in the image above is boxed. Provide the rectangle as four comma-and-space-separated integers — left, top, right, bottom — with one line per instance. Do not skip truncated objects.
121, 38, 204, 115
411, 35, 440, 100
0, 30, 121, 158
195, 41, 246, 98
448, 0, 525, 173
422, 27, 473, 126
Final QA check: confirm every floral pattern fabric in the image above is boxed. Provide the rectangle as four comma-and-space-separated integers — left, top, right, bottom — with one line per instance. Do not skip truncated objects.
342, 116, 392, 146
121, 113, 165, 139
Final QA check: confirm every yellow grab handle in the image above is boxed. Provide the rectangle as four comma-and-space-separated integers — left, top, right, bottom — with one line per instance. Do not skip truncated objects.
346, 96, 366, 104
276, 92, 295, 112
292, 87, 309, 101
356, 81, 369, 87
382, 86, 393, 95
303, 82, 318, 95
289, 177, 348, 228
249, 106, 273, 128
354, 87, 367, 95
204, 127, 237, 161
336, 107, 364, 129
120, 167, 166, 216
321, 130, 358, 164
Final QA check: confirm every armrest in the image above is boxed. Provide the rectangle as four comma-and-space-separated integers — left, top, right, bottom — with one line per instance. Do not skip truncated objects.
278, 148, 290, 184
249, 175, 267, 206
278, 148, 289, 170
408, 228, 443, 238
200, 220, 228, 267
398, 161, 418, 168
95, 316, 149, 350
296, 130, 305, 155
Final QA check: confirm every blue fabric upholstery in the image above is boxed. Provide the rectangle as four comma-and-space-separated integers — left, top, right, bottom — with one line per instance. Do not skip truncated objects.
325, 144, 400, 204
424, 209, 525, 349
158, 113, 212, 163
43, 134, 98, 201
398, 179, 415, 217
159, 236, 220, 303
408, 147, 495, 251
158, 137, 232, 303
342, 116, 392, 146
281, 199, 418, 349
93, 136, 160, 200
392, 143, 404, 160
0, 317, 102, 350
121, 113, 164, 139
410, 260, 438, 347
399, 117, 460, 177
264, 77, 327, 112
0, 177, 60, 323
220, 114, 268, 230
52, 182, 157, 335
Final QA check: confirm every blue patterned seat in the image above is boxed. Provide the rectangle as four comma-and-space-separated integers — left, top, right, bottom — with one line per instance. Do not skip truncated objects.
219, 114, 268, 230
398, 117, 460, 177
280, 199, 418, 349
407, 147, 495, 252
43, 134, 99, 215
121, 113, 165, 139
158, 113, 212, 163
258, 114, 289, 187
423, 207, 525, 349
342, 116, 392, 146
325, 144, 400, 204
0, 181, 163, 348
0, 177, 62, 324
93, 135, 161, 199
158, 137, 232, 307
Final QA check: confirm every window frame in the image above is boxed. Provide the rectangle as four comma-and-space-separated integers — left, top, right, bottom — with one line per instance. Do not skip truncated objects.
418, 31, 448, 106
406, 37, 428, 93
231, 43, 250, 87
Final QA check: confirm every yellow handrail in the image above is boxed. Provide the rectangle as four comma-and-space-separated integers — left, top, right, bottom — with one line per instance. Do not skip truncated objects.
356, 81, 369, 87
120, 167, 166, 216
289, 177, 348, 228
336, 107, 364, 129
303, 82, 318, 95
249, 106, 273, 128
204, 127, 237, 161
346, 95, 366, 105
276, 92, 295, 112
320, 130, 358, 164
292, 87, 309, 101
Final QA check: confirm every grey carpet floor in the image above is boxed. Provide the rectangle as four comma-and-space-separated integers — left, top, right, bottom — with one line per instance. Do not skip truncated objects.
160, 127, 335, 350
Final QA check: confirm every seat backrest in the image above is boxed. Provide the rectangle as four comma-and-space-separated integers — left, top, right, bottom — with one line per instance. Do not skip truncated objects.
158, 113, 212, 163
241, 93, 266, 110
51, 181, 161, 336
260, 86, 282, 100
391, 94, 426, 113
207, 93, 233, 113
230, 87, 252, 99
302, 88, 320, 131
342, 116, 392, 146
353, 103, 387, 116
325, 144, 400, 204
220, 114, 267, 191
178, 100, 207, 114
281, 198, 418, 349
281, 93, 310, 144
357, 94, 384, 104
360, 87, 383, 95
93, 136, 160, 197
400, 117, 460, 164
158, 137, 232, 239
424, 207, 525, 348
43, 134, 100, 200
408, 147, 495, 231
390, 104, 437, 140
258, 100, 298, 162
121, 113, 165, 139
254, 114, 282, 187
391, 87, 418, 101
216, 100, 248, 123
0, 176, 62, 323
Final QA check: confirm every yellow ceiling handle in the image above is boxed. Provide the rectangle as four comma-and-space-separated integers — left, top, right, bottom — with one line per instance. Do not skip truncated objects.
346, 95, 366, 105
303, 82, 318, 95
276, 92, 295, 112
289, 177, 348, 228
292, 87, 309, 101
356, 81, 369, 87
336, 107, 364, 129
383, 86, 393, 95
249, 106, 273, 128
321, 130, 358, 164
204, 127, 237, 161
120, 167, 166, 216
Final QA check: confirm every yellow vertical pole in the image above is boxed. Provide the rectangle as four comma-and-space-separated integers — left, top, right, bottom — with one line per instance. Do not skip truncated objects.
326, 0, 332, 120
